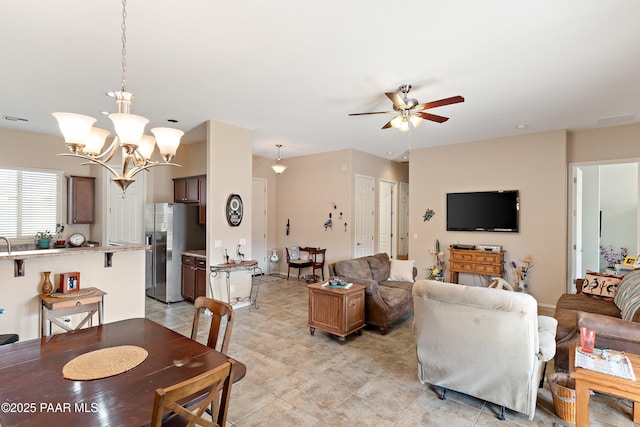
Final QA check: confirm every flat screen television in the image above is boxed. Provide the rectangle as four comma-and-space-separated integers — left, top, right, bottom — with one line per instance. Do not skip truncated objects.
446, 190, 519, 232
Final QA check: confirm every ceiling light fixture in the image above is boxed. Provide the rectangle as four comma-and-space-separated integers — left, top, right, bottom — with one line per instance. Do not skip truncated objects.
390, 111, 423, 132
52, 0, 182, 197
271, 144, 287, 174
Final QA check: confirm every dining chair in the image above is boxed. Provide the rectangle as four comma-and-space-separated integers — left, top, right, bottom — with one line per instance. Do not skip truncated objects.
304, 247, 326, 281
150, 359, 236, 427
191, 296, 234, 354
286, 246, 312, 280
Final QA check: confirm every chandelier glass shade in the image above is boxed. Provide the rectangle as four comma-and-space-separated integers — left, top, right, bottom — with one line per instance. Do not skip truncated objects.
271, 144, 287, 174
52, 0, 182, 197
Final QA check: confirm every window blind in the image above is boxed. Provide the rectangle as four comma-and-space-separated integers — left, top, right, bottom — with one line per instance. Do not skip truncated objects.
0, 167, 61, 239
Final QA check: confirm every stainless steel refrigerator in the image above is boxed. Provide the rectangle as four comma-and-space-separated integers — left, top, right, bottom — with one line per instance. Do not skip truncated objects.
145, 203, 205, 303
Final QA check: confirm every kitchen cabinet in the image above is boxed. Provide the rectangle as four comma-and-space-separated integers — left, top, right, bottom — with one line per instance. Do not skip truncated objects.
67, 176, 95, 224
181, 254, 207, 302
173, 175, 207, 224
173, 176, 200, 203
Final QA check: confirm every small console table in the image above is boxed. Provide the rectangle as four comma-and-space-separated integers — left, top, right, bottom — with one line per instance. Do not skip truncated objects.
210, 261, 262, 308
40, 287, 106, 337
448, 248, 505, 284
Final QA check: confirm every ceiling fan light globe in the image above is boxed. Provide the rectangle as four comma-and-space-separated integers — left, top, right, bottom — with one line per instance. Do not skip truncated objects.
390, 115, 403, 129
409, 115, 423, 128
399, 120, 410, 132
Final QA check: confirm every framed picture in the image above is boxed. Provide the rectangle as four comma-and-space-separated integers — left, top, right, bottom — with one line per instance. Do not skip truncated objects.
622, 256, 637, 269
59, 272, 80, 294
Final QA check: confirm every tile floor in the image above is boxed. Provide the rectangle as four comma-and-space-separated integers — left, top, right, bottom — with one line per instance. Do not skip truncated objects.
145, 275, 636, 427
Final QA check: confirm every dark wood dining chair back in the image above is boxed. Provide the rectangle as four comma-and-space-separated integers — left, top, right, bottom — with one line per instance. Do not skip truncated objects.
191, 297, 234, 354
151, 359, 236, 427
304, 247, 326, 281
286, 246, 313, 280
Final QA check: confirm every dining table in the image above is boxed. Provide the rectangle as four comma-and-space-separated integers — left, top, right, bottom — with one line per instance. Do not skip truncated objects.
0, 318, 246, 426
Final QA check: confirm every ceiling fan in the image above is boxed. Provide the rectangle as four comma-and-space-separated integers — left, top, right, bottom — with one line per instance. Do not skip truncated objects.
349, 84, 464, 131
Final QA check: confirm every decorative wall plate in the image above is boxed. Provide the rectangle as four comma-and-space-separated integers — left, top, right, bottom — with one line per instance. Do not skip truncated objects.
226, 194, 243, 226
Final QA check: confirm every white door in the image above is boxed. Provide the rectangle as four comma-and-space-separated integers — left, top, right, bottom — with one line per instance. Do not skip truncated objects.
378, 180, 395, 258
355, 175, 375, 257
399, 182, 409, 257
107, 171, 145, 244
252, 178, 267, 274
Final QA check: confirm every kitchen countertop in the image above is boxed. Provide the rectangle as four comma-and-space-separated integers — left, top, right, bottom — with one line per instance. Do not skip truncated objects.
0, 244, 149, 261
182, 249, 206, 258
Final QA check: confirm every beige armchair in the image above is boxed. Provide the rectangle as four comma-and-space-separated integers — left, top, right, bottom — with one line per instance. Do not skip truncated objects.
413, 280, 557, 421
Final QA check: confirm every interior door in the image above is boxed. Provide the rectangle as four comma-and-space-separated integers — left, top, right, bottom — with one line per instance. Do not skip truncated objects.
107, 170, 145, 244
252, 178, 267, 274
378, 180, 395, 257
399, 182, 409, 257
355, 175, 375, 257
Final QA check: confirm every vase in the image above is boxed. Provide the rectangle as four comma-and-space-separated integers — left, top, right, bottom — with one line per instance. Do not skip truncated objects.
41, 271, 53, 295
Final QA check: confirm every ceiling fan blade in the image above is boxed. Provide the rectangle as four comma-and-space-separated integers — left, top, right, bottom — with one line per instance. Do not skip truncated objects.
385, 92, 407, 108
416, 96, 465, 111
349, 111, 392, 116
382, 120, 393, 129
417, 112, 450, 123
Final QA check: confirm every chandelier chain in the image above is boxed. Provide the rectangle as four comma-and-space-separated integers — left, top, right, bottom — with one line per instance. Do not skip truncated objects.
120, 0, 128, 91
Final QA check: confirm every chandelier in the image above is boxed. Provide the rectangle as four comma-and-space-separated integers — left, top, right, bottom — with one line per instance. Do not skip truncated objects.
52, 0, 182, 196
271, 144, 287, 174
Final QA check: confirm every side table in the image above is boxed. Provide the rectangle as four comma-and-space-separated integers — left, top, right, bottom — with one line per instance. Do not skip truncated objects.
40, 287, 106, 337
569, 343, 640, 426
308, 282, 365, 342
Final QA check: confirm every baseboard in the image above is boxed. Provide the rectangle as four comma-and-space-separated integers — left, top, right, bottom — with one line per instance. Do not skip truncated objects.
537, 303, 555, 317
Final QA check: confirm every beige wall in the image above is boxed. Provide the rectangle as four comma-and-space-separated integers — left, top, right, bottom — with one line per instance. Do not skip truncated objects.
206, 121, 253, 303
273, 149, 409, 274
568, 123, 640, 163
409, 130, 568, 309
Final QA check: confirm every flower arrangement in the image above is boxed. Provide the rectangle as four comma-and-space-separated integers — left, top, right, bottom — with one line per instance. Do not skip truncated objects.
599, 245, 628, 268
428, 239, 445, 281
511, 256, 534, 292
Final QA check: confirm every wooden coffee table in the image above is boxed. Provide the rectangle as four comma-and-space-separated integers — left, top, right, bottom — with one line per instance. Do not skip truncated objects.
569, 343, 640, 426
308, 282, 365, 342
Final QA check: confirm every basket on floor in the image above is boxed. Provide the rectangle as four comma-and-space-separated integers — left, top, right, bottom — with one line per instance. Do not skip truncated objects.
548, 372, 576, 423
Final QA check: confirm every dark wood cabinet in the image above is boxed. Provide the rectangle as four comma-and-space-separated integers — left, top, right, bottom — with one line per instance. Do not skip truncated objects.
67, 176, 95, 224
174, 175, 207, 224
173, 177, 200, 203
181, 254, 207, 302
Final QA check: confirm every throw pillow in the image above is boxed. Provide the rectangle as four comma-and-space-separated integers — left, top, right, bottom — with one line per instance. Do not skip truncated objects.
288, 246, 300, 261
581, 270, 623, 301
614, 269, 640, 321
388, 259, 415, 282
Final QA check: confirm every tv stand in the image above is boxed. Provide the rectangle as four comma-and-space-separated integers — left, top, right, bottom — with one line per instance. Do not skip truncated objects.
448, 248, 505, 284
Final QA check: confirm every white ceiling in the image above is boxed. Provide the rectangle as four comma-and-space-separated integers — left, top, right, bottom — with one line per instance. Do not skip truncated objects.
2, 1, 640, 162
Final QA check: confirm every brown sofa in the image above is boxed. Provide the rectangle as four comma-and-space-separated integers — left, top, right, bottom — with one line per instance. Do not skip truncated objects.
554, 272, 640, 371
328, 253, 416, 334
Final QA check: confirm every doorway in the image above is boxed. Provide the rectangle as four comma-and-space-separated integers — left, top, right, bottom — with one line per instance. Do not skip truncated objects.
354, 174, 375, 257
106, 170, 145, 244
569, 161, 639, 291
378, 180, 397, 258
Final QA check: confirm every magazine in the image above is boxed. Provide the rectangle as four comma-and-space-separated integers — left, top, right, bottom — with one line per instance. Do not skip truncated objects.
575, 347, 636, 381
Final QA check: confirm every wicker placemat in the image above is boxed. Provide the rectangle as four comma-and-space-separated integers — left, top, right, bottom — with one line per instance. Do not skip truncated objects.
49, 287, 96, 298
62, 345, 148, 380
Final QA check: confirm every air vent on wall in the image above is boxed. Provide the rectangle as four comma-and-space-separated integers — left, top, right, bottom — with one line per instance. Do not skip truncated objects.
596, 114, 636, 127
2, 115, 28, 122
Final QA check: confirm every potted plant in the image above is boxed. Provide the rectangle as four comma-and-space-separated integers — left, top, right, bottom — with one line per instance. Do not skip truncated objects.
36, 231, 53, 249
54, 223, 66, 247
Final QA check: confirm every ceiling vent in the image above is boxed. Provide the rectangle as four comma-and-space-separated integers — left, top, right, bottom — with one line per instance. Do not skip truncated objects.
2, 115, 28, 122
596, 114, 636, 127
